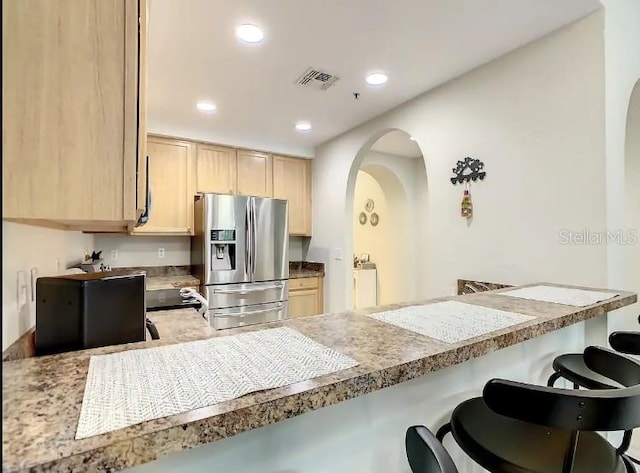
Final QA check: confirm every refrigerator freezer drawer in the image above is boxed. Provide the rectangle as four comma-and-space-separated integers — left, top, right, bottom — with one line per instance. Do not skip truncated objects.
209, 301, 288, 330
206, 280, 288, 309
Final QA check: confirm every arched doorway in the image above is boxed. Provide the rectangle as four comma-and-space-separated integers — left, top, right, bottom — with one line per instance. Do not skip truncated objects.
346, 129, 428, 309
624, 79, 640, 329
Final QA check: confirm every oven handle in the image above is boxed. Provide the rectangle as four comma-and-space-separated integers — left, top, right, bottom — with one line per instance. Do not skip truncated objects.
213, 284, 284, 295
220, 306, 284, 318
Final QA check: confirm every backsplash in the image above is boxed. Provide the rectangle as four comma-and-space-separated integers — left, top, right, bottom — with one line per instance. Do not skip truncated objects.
115, 266, 192, 277
95, 235, 190, 267
95, 235, 309, 267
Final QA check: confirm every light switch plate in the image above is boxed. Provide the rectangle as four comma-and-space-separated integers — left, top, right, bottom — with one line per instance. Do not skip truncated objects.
332, 247, 343, 261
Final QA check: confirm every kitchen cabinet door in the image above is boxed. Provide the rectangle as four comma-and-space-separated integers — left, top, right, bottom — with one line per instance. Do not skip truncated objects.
237, 151, 273, 197
288, 277, 324, 318
2, 0, 146, 230
132, 137, 196, 235
273, 156, 312, 236
288, 290, 320, 318
196, 144, 237, 194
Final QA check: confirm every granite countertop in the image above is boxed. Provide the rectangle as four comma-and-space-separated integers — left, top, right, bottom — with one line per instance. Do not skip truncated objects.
289, 269, 324, 278
2, 283, 635, 472
145, 275, 200, 291
289, 261, 324, 278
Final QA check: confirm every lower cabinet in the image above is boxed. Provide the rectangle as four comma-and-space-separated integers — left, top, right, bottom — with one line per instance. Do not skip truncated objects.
288, 277, 324, 318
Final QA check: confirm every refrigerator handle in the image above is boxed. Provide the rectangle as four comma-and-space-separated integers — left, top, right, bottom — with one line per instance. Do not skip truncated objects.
251, 198, 257, 276
245, 200, 251, 279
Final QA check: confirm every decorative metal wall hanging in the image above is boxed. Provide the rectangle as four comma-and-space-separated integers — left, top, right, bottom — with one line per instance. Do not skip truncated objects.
370, 212, 379, 226
450, 157, 486, 184
359, 212, 368, 225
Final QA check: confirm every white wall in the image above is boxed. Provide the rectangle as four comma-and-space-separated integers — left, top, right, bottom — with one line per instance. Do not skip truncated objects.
2, 222, 95, 350
95, 235, 308, 268
602, 0, 640, 333
312, 12, 607, 313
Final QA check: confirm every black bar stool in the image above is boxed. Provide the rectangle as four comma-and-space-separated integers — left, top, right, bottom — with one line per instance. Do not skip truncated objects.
547, 315, 640, 390
405, 426, 458, 473
546, 325, 640, 459
547, 330, 640, 389
436, 346, 640, 473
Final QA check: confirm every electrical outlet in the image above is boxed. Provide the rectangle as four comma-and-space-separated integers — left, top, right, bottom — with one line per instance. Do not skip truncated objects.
30, 268, 38, 302
158, 248, 165, 259
111, 249, 119, 260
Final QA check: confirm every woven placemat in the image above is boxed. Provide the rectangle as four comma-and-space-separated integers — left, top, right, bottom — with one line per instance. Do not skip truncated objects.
76, 327, 358, 439
367, 301, 534, 343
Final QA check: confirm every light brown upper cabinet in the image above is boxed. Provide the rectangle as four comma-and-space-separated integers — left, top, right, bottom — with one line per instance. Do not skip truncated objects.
273, 156, 312, 236
196, 144, 237, 194
237, 151, 273, 198
132, 137, 195, 235
2, 0, 147, 231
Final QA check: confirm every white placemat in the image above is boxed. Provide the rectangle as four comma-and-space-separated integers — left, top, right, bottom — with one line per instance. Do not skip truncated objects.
76, 327, 358, 439
498, 285, 618, 307
366, 301, 534, 344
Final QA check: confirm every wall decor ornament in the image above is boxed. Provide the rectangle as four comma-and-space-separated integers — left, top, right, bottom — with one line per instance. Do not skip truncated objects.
359, 212, 367, 225
365, 199, 375, 212
370, 212, 379, 226
450, 157, 486, 184
461, 185, 473, 219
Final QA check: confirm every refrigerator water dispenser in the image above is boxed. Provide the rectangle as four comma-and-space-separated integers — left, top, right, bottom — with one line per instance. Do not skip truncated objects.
210, 229, 235, 271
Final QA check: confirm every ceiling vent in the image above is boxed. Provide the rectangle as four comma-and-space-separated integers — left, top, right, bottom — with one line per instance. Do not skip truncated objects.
295, 67, 340, 91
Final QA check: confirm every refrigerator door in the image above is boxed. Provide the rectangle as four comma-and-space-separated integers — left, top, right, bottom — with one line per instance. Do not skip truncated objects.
205, 280, 288, 309
250, 197, 289, 282
198, 193, 251, 285
208, 301, 288, 330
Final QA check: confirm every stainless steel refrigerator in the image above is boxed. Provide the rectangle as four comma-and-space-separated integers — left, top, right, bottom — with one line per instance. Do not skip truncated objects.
191, 193, 289, 329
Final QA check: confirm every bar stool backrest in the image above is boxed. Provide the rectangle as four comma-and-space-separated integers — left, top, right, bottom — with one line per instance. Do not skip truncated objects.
406, 426, 459, 473
609, 331, 640, 356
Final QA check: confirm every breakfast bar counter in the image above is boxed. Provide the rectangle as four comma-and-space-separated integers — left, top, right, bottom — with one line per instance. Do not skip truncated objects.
2, 283, 636, 472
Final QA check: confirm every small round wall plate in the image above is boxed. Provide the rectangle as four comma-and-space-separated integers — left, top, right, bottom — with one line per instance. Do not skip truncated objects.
370, 212, 379, 226
365, 199, 375, 212
359, 212, 367, 225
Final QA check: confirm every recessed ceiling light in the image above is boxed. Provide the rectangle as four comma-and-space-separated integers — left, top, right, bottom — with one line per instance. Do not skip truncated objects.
196, 101, 217, 112
295, 121, 312, 132
236, 24, 264, 44
409, 136, 416, 141
366, 72, 388, 86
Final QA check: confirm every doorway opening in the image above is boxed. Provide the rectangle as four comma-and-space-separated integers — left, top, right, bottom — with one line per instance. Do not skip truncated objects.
623, 79, 640, 328
347, 129, 427, 309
